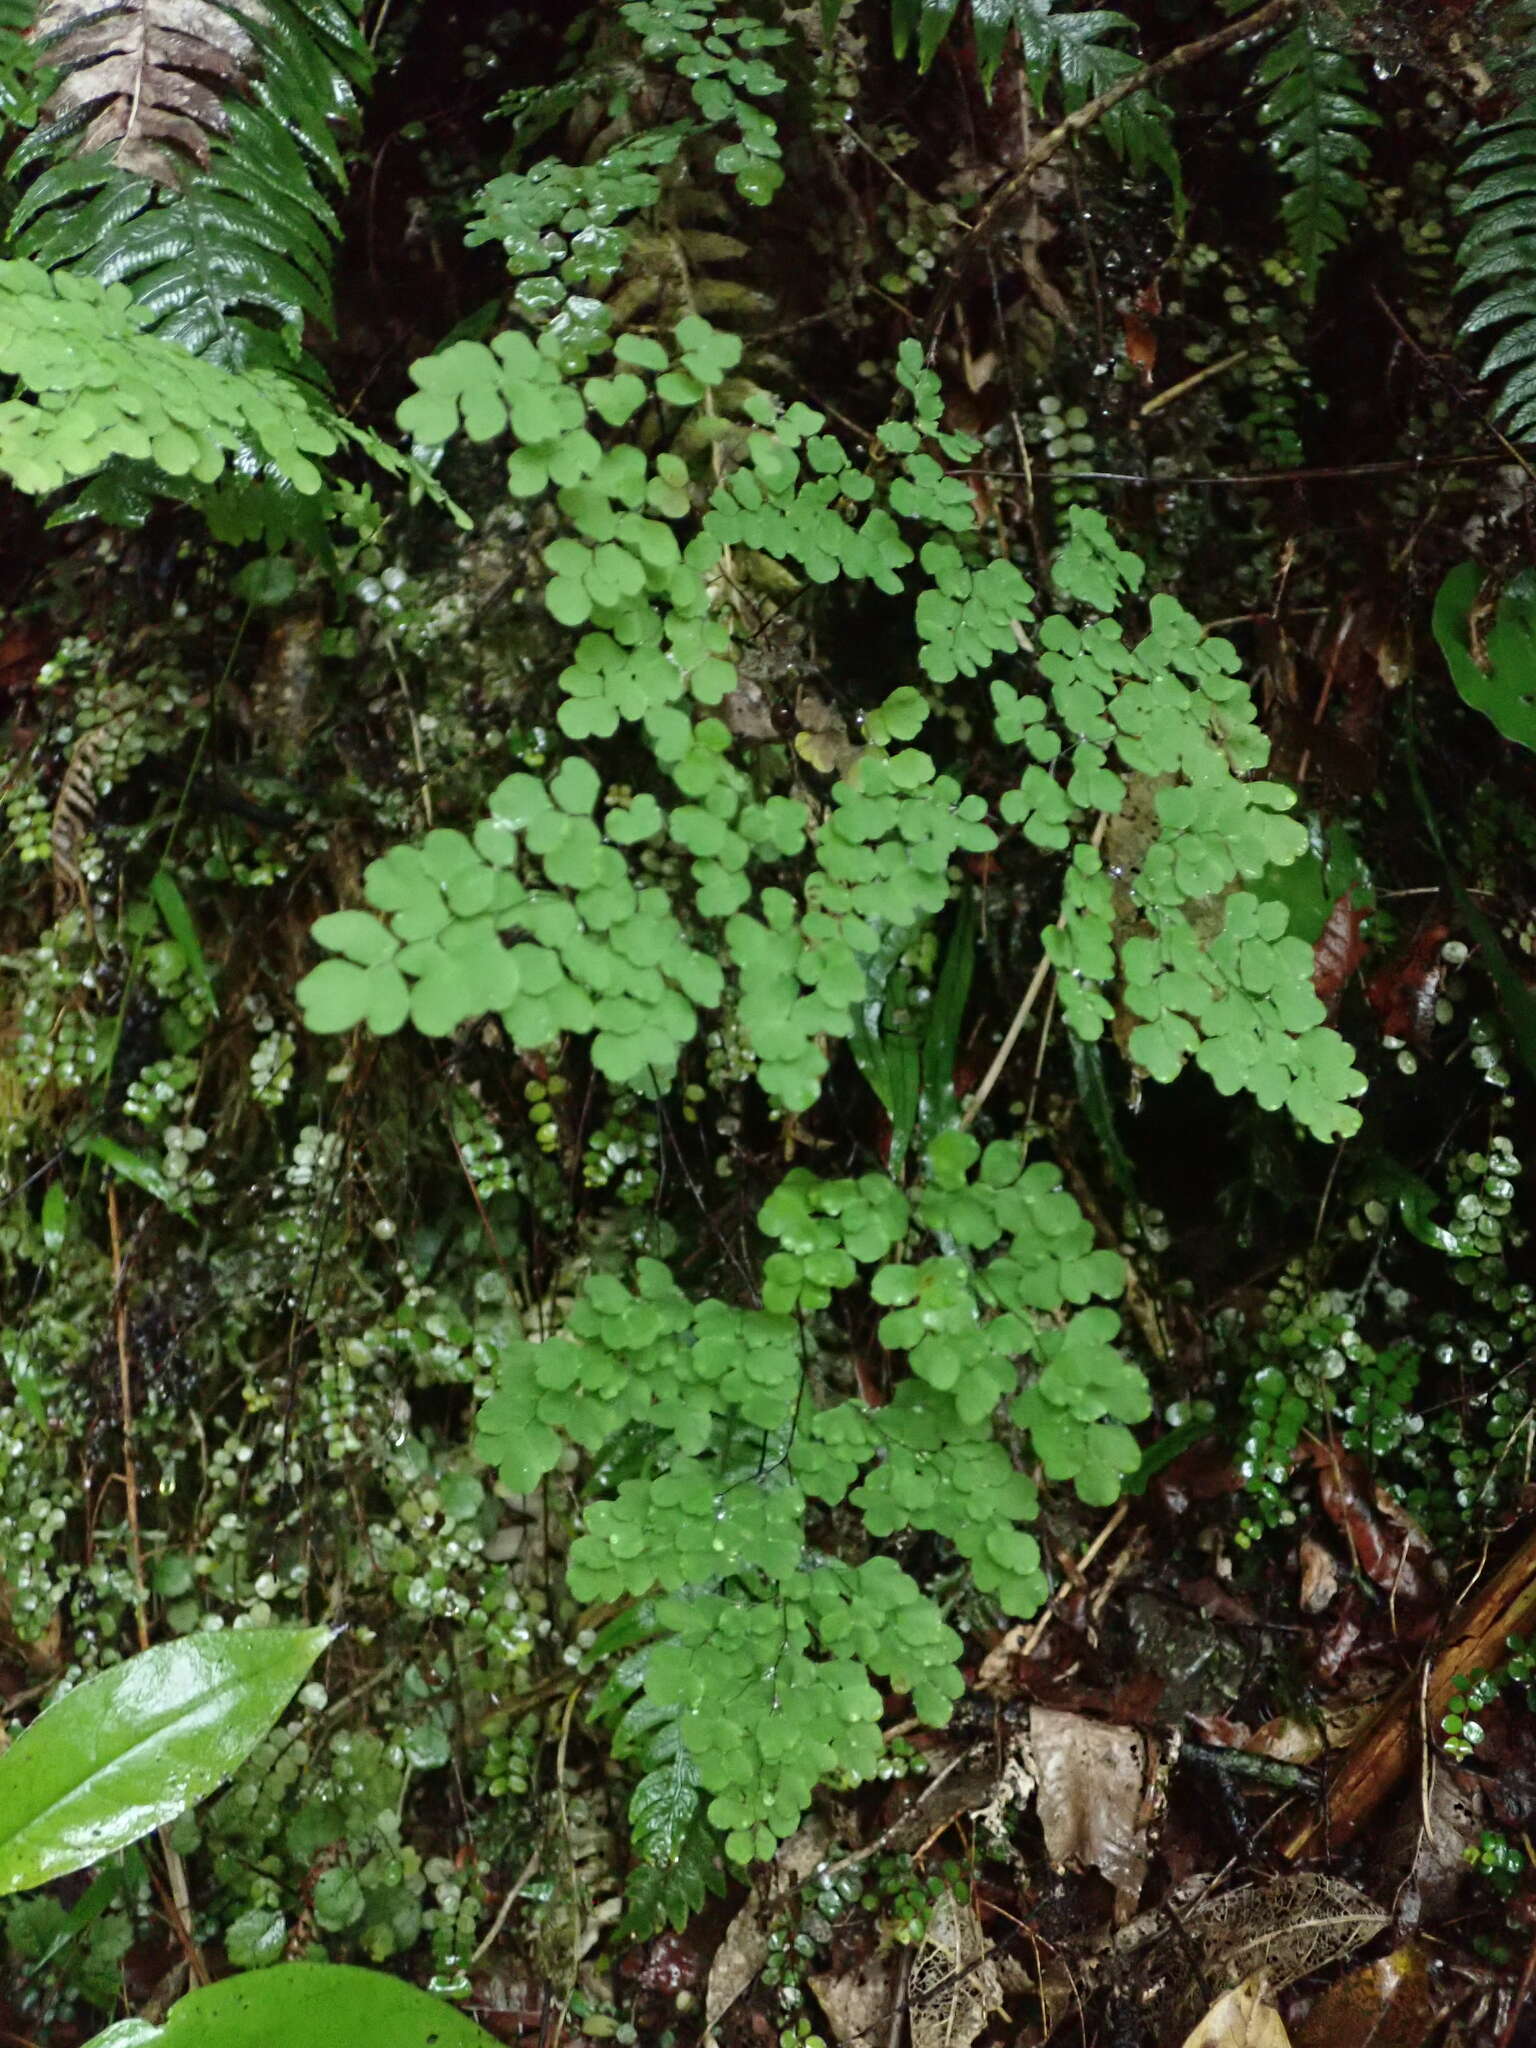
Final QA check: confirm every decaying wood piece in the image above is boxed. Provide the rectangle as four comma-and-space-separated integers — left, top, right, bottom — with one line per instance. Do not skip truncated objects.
1281, 1520, 1536, 1859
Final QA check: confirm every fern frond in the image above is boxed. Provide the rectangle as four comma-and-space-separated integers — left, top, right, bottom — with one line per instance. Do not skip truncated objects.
9, 0, 368, 366
1256, 7, 1377, 300
894, 0, 1178, 189
24, 0, 255, 186
1456, 114, 1536, 438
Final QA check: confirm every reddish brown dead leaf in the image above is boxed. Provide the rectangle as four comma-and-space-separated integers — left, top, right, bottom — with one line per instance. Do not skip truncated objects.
0, 618, 51, 702
1365, 920, 1450, 1044
1122, 308, 1157, 383
1312, 892, 1367, 1016
1305, 1442, 1440, 1628
1291, 1943, 1437, 2048
1178, 1576, 1263, 1628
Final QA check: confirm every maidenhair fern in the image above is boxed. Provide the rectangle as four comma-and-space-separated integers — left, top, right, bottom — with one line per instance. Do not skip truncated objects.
292, 42, 1366, 1897
7, 0, 370, 366
0, 256, 339, 496
1256, 4, 1377, 300
0, 0, 1376, 1912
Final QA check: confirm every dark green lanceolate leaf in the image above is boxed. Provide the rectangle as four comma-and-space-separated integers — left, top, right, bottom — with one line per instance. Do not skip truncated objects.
1250, 814, 1371, 948
1357, 1156, 1482, 1260
81, 1964, 496, 2047
916, 893, 976, 1150
618, 1812, 724, 1938
1434, 561, 1536, 752
149, 870, 216, 1009
76, 1133, 193, 1220
1404, 685, 1536, 1086
0, 1627, 330, 1896
612, 1692, 726, 1936
889, 0, 959, 69
848, 926, 924, 1173
1068, 1034, 1138, 1220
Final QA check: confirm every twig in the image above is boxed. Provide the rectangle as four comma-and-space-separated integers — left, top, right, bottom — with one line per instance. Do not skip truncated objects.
887, 1946, 913, 2048
106, 1184, 210, 1986
961, 953, 1051, 1130
1015, 1500, 1130, 1662
1296, 604, 1354, 787
1498, 1917, 1536, 2048
1139, 349, 1250, 419
923, 0, 1298, 353
1370, 285, 1536, 486
1282, 1518, 1536, 1857
470, 1844, 542, 1967
818, 1751, 971, 1881
106, 1183, 149, 1652
552, 1680, 585, 2004
963, 816, 1108, 1129
974, 451, 1508, 489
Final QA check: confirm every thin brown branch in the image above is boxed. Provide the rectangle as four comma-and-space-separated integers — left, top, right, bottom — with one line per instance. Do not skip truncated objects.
973, 452, 1509, 489
106, 1181, 149, 1655
924, 0, 1300, 354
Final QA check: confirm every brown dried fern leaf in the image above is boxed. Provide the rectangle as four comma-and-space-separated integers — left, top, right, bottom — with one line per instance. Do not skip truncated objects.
51, 707, 131, 922
31, 0, 262, 185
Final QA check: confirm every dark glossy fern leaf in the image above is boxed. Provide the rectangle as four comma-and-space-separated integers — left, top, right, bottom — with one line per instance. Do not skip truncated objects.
889, 0, 1177, 187
612, 1688, 725, 1939
1457, 114, 1536, 439
9, 0, 367, 366
1256, 7, 1377, 301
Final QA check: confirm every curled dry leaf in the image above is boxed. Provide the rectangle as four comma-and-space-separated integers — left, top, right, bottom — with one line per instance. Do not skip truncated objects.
1306, 1444, 1440, 1628
1312, 892, 1367, 1016
1029, 1706, 1150, 1922
1365, 921, 1450, 1045
703, 1818, 830, 2035
1298, 1536, 1340, 1614
1179, 1976, 1292, 2048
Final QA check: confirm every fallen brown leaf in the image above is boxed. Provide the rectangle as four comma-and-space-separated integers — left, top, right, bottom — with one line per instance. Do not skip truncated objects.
1291, 1944, 1437, 2048
1179, 1976, 1292, 2048
1029, 1705, 1150, 1922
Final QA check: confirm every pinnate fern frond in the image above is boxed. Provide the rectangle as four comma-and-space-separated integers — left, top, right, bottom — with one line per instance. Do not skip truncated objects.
1256, 7, 1377, 300
9, 0, 368, 366
24, 0, 257, 185
1456, 113, 1536, 439
891, 0, 1177, 186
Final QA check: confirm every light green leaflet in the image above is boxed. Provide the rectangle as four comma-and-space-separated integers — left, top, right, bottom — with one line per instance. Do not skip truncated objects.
83, 1964, 495, 2047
